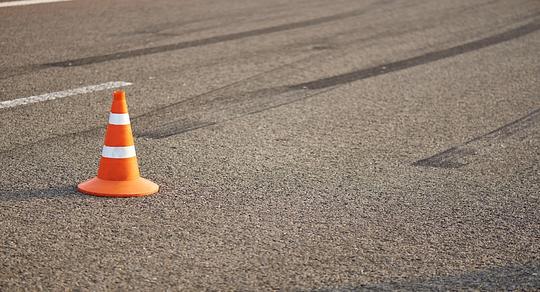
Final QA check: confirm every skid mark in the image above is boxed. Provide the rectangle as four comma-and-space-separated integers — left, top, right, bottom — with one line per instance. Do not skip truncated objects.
414, 107, 540, 168
290, 19, 540, 90
43, 6, 376, 68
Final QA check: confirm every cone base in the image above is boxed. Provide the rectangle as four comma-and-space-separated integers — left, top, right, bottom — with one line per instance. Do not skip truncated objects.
78, 177, 159, 198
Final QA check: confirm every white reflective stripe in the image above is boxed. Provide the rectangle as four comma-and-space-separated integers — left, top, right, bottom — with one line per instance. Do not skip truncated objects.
101, 146, 136, 159
108, 113, 130, 125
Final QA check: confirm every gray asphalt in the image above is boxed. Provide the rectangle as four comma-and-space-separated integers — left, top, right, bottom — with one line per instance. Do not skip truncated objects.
1, 0, 539, 290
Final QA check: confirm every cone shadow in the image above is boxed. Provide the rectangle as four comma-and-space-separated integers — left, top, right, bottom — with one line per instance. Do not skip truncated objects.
0, 185, 82, 201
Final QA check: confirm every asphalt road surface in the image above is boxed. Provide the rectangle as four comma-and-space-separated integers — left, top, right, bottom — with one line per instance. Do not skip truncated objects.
1, 0, 539, 290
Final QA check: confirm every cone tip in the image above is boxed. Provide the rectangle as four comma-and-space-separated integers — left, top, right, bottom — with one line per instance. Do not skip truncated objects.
113, 90, 125, 100
111, 90, 128, 113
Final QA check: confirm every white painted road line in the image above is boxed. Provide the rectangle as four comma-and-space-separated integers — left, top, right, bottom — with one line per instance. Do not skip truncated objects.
0, 0, 71, 8
0, 81, 132, 110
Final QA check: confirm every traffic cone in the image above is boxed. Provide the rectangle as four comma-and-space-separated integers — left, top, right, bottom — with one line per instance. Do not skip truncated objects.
78, 90, 159, 197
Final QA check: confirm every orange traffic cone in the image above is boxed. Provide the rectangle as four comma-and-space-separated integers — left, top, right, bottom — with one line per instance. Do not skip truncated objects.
78, 90, 159, 197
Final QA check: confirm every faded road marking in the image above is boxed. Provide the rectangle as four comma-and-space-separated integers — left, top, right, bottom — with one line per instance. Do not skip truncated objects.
0, 81, 132, 110
0, 0, 70, 8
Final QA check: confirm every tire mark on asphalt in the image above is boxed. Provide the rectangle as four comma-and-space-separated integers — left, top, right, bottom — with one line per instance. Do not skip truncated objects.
0, 64, 45, 81
42, 6, 375, 68
1, 0, 397, 81
141, 121, 217, 139
142, 18, 540, 139
0, 20, 397, 152
115, 0, 334, 39
4, 15, 538, 149
0, 0, 511, 81
321, 262, 540, 290
413, 107, 540, 168
0, 49, 327, 155
137, 86, 335, 139
2, 5, 537, 150
289, 19, 540, 90
129, 15, 436, 123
